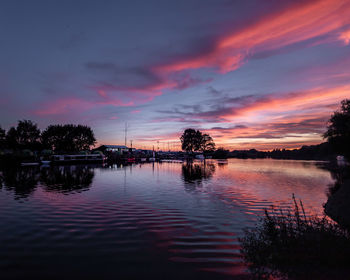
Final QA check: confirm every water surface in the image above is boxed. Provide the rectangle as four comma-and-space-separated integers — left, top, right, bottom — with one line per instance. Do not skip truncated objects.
0, 159, 334, 279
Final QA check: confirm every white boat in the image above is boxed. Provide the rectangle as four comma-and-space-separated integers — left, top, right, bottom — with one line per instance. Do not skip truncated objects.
21, 162, 39, 166
52, 154, 105, 163
337, 155, 347, 166
195, 154, 205, 160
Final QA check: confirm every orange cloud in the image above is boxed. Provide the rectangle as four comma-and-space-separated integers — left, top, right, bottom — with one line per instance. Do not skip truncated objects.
155, 0, 350, 74
43, 0, 350, 120
209, 85, 349, 149
33, 98, 94, 116
33, 96, 133, 116
339, 29, 350, 45
220, 85, 350, 121
147, 84, 349, 151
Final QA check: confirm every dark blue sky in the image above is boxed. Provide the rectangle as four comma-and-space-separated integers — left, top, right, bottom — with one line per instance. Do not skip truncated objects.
1, 0, 350, 150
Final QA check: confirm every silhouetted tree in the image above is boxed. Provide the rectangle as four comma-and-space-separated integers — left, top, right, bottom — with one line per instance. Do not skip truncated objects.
42, 124, 96, 152
42, 125, 64, 151
324, 99, 350, 159
230, 143, 335, 160
6, 120, 41, 150
199, 134, 216, 154
212, 147, 229, 159
180, 129, 215, 154
180, 128, 200, 153
6, 127, 17, 149
0, 126, 5, 149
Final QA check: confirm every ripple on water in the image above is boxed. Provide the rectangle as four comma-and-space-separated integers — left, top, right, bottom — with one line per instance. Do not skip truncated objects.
0, 160, 334, 279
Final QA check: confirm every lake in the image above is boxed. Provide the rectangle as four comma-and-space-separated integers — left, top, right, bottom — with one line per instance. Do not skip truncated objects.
0, 159, 335, 279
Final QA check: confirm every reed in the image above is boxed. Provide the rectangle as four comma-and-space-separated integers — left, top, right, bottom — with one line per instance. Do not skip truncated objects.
240, 195, 350, 279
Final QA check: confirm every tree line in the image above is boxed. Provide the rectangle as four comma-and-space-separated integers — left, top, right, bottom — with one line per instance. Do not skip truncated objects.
229, 143, 334, 160
179, 99, 350, 160
0, 120, 96, 153
1, 99, 349, 158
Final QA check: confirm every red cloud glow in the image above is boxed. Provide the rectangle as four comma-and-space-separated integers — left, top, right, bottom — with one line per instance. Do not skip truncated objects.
155, 0, 350, 74
339, 30, 350, 45
33, 96, 133, 116
147, 84, 350, 150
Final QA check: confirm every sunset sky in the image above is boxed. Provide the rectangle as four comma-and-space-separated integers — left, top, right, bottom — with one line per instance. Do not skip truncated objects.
1, 0, 350, 150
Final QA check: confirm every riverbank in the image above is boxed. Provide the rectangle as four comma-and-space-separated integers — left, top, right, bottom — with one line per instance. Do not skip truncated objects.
240, 196, 350, 279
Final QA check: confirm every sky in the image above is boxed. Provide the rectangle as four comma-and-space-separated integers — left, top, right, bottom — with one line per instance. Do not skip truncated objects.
1, 0, 350, 150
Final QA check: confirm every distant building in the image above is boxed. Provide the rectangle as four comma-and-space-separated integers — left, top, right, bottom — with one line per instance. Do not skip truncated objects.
95, 145, 129, 154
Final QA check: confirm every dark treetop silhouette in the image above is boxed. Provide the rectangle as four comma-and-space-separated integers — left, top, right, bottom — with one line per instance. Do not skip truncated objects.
324, 99, 350, 160
42, 124, 96, 152
5, 120, 41, 150
1, 120, 96, 153
180, 129, 215, 154
0, 126, 5, 150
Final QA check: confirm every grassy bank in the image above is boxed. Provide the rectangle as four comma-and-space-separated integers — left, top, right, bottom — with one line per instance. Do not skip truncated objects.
239, 196, 350, 279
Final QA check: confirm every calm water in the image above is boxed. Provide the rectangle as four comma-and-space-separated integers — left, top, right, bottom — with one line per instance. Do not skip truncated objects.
0, 159, 334, 279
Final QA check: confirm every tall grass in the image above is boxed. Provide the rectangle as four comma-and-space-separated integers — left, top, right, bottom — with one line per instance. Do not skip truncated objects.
240, 195, 350, 279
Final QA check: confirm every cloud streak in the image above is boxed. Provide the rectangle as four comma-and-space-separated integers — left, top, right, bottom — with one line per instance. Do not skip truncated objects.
154, 84, 350, 149
3, 0, 350, 150
154, 0, 350, 73
36, 0, 350, 121
83, 0, 350, 110
33, 96, 133, 116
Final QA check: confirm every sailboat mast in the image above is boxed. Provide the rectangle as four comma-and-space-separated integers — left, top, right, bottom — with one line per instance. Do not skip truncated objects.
124, 123, 127, 147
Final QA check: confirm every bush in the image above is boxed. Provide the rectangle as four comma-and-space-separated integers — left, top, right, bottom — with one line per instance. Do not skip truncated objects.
240, 195, 350, 279
41, 149, 53, 156
21, 149, 34, 157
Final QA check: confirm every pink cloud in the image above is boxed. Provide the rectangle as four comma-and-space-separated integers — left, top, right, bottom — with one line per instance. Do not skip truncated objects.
82, 0, 350, 113
33, 96, 133, 116
339, 29, 350, 45
97, 89, 107, 98
33, 98, 93, 116
148, 84, 349, 150
153, 0, 350, 74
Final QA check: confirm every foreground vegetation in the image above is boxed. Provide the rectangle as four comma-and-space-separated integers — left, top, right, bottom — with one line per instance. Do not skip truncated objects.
238, 100, 350, 278
240, 196, 350, 279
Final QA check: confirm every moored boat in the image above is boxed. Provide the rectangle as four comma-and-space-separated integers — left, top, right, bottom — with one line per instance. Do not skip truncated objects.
126, 157, 136, 163
52, 154, 106, 164
21, 162, 39, 166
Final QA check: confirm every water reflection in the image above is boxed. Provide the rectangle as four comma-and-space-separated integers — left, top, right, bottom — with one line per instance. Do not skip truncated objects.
181, 161, 216, 189
40, 165, 95, 194
239, 163, 350, 279
323, 164, 350, 228
317, 163, 348, 197
216, 159, 228, 168
0, 164, 96, 198
0, 166, 39, 199
0, 159, 339, 279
